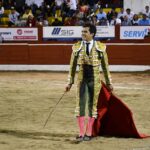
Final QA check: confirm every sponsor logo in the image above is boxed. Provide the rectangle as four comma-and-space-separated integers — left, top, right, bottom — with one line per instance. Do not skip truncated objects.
51, 28, 74, 36
17, 29, 23, 35
52, 28, 61, 35
123, 29, 148, 38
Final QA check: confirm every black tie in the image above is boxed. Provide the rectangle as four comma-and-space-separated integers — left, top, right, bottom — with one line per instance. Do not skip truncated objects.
86, 42, 90, 56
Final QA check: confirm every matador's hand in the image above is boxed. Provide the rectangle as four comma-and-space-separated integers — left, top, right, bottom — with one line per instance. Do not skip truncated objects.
65, 84, 72, 92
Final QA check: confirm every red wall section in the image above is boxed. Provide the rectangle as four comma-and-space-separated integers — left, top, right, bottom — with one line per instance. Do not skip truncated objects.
0, 44, 150, 65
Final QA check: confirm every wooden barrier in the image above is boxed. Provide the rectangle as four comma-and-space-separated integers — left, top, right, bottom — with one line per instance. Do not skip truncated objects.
0, 43, 150, 65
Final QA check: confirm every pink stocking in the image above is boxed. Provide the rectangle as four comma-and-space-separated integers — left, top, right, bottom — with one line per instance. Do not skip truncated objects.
77, 116, 85, 137
86, 117, 95, 136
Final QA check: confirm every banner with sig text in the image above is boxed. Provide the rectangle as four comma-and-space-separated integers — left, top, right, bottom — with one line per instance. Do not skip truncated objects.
43, 26, 115, 40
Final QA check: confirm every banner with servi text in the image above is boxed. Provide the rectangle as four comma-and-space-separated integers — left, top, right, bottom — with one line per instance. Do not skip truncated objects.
120, 26, 150, 39
0, 28, 38, 41
43, 26, 115, 40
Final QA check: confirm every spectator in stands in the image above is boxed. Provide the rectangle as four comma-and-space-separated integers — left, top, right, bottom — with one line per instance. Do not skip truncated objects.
79, 1, 89, 15
121, 15, 132, 26
8, 7, 20, 26
110, 15, 121, 26
91, 15, 98, 26
14, 0, 25, 15
22, 7, 33, 20
117, 8, 125, 19
26, 14, 36, 27
86, 0, 96, 11
0, 1, 4, 16
107, 8, 118, 23
66, 0, 77, 17
75, 16, 85, 26
25, 0, 34, 7
96, 8, 107, 20
124, 8, 134, 20
143, 6, 150, 19
138, 13, 150, 26
98, 17, 109, 26
0, 1, 4, 24
3, 0, 14, 9
42, 15, 49, 26
131, 14, 139, 26
64, 16, 77, 26
51, 18, 63, 26
33, 0, 43, 8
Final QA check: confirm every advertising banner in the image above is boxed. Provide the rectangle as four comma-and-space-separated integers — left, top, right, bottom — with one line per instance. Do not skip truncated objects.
0, 28, 38, 41
43, 26, 115, 40
120, 26, 150, 39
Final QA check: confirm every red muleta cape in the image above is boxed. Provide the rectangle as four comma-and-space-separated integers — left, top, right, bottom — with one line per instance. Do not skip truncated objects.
92, 82, 148, 138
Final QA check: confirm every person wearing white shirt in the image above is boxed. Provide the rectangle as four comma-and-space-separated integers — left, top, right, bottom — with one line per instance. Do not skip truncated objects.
67, 0, 77, 17
143, 6, 150, 19
8, 7, 20, 26
33, 0, 44, 8
66, 23, 113, 142
124, 8, 134, 20
25, 0, 34, 7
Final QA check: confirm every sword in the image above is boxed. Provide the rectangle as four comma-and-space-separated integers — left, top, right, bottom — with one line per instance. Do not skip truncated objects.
43, 91, 66, 128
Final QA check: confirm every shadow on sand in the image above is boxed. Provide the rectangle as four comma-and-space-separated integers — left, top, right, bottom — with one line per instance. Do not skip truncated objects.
0, 128, 78, 143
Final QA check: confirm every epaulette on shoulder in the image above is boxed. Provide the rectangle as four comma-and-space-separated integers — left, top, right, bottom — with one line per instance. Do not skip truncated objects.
95, 41, 106, 52
72, 41, 82, 53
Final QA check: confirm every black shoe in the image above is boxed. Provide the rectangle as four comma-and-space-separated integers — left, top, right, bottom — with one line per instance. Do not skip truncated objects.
83, 135, 92, 141
76, 136, 84, 142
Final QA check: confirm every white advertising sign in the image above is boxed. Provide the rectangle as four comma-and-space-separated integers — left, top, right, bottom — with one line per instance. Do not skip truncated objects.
43, 26, 115, 39
120, 26, 150, 39
0, 28, 38, 41
96, 26, 115, 38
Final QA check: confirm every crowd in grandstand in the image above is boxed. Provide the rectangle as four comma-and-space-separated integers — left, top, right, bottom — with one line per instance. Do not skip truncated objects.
0, 0, 150, 27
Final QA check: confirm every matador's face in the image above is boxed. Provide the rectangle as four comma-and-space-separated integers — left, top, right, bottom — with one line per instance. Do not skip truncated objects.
81, 27, 94, 42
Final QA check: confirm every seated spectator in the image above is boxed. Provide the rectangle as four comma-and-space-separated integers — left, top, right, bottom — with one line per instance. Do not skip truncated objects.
124, 8, 134, 20
42, 15, 49, 26
0, 1, 4, 24
90, 15, 98, 26
121, 15, 132, 26
75, 17, 84, 26
51, 18, 63, 26
66, 0, 77, 17
131, 14, 139, 26
110, 15, 121, 26
98, 17, 109, 26
14, 0, 25, 15
52, 0, 65, 17
64, 16, 76, 26
79, 1, 89, 14
138, 13, 150, 26
22, 7, 33, 20
8, 7, 20, 26
143, 6, 150, 19
25, 0, 34, 7
117, 8, 125, 19
0, 1, 4, 17
107, 8, 118, 23
3, 0, 15, 9
26, 15, 36, 27
33, 0, 44, 8
96, 8, 107, 20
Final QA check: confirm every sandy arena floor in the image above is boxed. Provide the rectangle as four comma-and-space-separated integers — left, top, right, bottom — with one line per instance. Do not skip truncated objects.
0, 72, 150, 150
